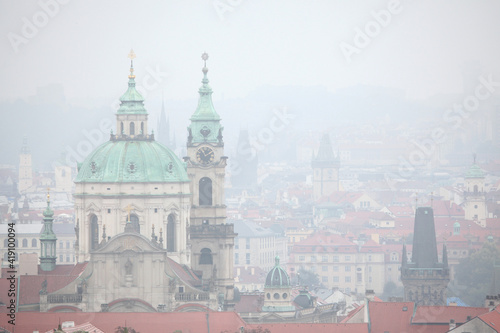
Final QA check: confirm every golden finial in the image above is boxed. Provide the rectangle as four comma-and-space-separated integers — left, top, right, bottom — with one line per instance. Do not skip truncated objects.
128, 49, 136, 79
125, 204, 133, 222
47, 187, 50, 202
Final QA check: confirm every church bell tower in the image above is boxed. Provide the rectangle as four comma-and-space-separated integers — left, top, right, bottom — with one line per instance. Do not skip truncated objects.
184, 53, 236, 309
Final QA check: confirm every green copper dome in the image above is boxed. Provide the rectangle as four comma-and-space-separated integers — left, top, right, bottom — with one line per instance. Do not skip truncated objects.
75, 140, 189, 183
465, 164, 485, 178
265, 256, 290, 288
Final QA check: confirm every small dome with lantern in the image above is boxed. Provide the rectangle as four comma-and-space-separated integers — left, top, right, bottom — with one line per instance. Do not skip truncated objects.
265, 256, 290, 288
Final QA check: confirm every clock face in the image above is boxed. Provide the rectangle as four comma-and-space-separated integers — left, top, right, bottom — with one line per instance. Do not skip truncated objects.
196, 147, 215, 165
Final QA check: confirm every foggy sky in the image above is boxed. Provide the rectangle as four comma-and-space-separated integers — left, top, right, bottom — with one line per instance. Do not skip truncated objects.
1, 0, 500, 104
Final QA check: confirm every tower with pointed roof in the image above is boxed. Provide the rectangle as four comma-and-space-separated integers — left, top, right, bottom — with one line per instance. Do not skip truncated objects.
40, 191, 57, 271
312, 133, 340, 201
401, 207, 450, 305
157, 97, 173, 149
463, 159, 487, 226
231, 129, 258, 192
18, 136, 33, 194
184, 53, 236, 309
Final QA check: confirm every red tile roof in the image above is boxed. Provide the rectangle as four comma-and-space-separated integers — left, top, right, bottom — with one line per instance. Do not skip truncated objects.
0, 311, 248, 333
478, 306, 500, 330
411, 306, 488, 324
0, 263, 88, 307
368, 301, 414, 333
44, 322, 104, 333
292, 233, 357, 253
249, 322, 368, 333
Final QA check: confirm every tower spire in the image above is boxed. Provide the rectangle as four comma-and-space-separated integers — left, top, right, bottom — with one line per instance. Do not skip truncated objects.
187, 52, 223, 144
40, 188, 57, 271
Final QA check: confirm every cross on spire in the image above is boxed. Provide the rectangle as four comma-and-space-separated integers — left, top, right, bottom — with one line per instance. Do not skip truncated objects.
128, 49, 136, 79
125, 204, 133, 222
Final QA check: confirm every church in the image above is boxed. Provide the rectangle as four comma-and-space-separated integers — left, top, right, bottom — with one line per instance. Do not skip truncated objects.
34, 52, 236, 313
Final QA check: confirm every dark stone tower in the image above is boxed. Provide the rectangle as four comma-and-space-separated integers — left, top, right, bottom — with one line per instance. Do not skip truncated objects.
312, 133, 340, 201
401, 207, 450, 305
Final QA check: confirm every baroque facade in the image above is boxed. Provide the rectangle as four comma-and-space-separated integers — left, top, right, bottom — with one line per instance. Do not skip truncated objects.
39, 53, 235, 313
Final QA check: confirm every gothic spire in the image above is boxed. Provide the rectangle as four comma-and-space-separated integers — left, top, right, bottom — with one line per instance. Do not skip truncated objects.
411, 207, 439, 268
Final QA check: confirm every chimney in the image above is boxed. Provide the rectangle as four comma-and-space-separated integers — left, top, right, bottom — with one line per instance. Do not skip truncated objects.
449, 319, 456, 330
365, 289, 375, 302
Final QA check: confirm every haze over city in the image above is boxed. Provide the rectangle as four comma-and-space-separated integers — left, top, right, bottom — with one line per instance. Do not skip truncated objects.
0, 1, 500, 332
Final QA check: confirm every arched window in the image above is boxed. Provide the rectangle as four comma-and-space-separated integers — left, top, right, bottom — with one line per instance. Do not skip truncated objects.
167, 214, 176, 252
141, 122, 144, 134
130, 214, 140, 233
199, 177, 213, 206
130, 122, 135, 135
200, 248, 213, 265
22, 239, 28, 247
32, 239, 37, 247
90, 214, 99, 250
474, 185, 478, 193
120, 122, 124, 134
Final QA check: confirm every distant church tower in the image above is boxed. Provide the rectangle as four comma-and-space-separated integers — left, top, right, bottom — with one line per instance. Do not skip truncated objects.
401, 207, 449, 306
40, 191, 57, 271
18, 136, 33, 194
463, 160, 487, 226
312, 133, 340, 201
184, 53, 236, 309
231, 129, 258, 193
157, 97, 174, 150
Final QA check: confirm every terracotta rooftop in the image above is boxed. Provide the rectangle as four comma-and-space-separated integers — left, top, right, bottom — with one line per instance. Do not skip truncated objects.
0, 311, 248, 333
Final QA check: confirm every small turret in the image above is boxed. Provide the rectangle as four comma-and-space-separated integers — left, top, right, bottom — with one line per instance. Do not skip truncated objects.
40, 189, 57, 272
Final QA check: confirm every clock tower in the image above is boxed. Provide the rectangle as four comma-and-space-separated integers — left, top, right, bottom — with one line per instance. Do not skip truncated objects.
184, 53, 236, 309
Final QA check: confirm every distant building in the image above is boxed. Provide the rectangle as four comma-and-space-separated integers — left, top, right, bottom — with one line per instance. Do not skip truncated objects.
288, 232, 385, 295
233, 220, 287, 272
0, 222, 42, 264
312, 134, 340, 201
463, 162, 488, 226
231, 129, 258, 193
401, 207, 450, 306
55, 165, 72, 193
18, 136, 33, 194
